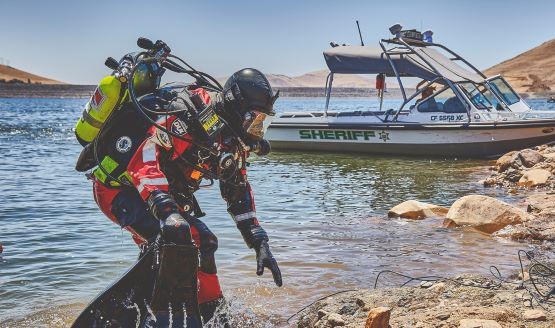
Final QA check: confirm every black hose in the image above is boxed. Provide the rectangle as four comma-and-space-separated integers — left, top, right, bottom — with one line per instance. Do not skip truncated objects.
127, 59, 219, 156
168, 55, 223, 90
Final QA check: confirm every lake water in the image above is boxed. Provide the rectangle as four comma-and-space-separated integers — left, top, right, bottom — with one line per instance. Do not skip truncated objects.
1, 97, 554, 327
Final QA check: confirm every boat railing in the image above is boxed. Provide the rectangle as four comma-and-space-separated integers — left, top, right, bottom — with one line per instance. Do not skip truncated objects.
478, 111, 555, 122
279, 112, 329, 119
279, 110, 400, 119
381, 38, 473, 122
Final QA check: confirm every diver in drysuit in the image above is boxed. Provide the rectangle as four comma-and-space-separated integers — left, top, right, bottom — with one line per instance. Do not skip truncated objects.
74, 41, 282, 327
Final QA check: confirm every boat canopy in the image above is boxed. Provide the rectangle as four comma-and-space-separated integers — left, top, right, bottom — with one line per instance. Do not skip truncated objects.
323, 45, 484, 84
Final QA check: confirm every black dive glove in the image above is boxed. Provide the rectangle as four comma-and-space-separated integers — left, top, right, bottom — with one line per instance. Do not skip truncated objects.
237, 220, 282, 286
255, 240, 282, 287
148, 191, 193, 245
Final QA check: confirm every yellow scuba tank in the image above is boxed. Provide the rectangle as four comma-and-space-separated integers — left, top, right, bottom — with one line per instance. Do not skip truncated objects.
75, 75, 125, 146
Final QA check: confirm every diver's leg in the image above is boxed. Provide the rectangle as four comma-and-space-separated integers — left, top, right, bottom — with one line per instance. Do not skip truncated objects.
92, 182, 161, 326
109, 187, 191, 327
93, 181, 124, 226
188, 218, 228, 324
94, 181, 160, 248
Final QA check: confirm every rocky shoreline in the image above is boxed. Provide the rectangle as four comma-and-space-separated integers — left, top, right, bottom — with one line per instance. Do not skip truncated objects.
0, 83, 411, 99
387, 145, 555, 243
2, 83, 553, 99
296, 272, 554, 328
297, 145, 555, 328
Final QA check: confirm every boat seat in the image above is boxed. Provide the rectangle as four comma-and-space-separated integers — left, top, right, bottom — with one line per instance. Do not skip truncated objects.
417, 99, 440, 112
443, 97, 466, 113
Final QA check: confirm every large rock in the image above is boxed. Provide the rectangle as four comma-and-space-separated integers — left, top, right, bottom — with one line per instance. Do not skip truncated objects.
523, 309, 547, 321
518, 169, 552, 187
388, 200, 448, 219
518, 149, 545, 168
327, 313, 345, 327
365, 307, 390, 328
495, 150, 519, 172
501, 168, 523, 183
526, 193, 555, 214
444, 195, 531, 233
459, 319, 502, 328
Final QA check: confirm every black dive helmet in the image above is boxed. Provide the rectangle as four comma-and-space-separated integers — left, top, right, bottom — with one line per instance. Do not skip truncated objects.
222, 68, 279, 139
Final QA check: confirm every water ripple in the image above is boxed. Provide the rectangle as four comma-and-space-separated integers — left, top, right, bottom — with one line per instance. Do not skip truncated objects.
1, 97, 553, 326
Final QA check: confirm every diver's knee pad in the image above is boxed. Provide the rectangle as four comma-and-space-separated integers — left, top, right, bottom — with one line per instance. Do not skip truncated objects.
192, 218, 218, 252
161, 213, 193, 245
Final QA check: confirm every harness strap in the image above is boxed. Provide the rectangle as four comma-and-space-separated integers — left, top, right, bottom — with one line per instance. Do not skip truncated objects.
81, 107, 104, 129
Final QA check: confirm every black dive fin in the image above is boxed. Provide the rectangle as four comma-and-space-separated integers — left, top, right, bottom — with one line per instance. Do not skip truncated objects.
149, 243, 202, 327
71, 247, 155, 328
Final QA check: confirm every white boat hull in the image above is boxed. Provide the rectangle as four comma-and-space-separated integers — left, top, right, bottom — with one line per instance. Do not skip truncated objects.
266, 121, 555, 157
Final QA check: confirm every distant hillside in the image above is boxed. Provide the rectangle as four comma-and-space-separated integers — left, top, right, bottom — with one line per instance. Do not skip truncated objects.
0, 64, 63, 84
485, 39, 555, 94
270, 69, 400, 88
220, 69, 399, 89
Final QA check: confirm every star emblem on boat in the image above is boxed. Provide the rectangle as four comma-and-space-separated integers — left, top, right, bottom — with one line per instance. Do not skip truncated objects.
378, 130, 390, 142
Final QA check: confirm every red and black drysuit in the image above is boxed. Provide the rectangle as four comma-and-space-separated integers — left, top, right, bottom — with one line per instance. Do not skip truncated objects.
93, 86, 271, 312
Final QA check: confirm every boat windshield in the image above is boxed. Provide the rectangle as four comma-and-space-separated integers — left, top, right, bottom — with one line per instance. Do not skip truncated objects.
458, 82, 501, 110
488, 76, 520, 105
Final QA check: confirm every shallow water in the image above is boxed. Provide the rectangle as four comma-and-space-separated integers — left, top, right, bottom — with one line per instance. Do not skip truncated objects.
0, 97, 554, 327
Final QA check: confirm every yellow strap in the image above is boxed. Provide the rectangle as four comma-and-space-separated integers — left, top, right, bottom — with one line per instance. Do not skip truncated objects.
93, 156, 119, 184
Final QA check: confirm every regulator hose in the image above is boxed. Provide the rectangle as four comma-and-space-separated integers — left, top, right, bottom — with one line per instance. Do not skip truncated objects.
127, 58, 219, 156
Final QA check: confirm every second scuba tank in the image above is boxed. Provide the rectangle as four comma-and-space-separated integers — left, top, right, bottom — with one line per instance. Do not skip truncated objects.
75, 75, 124, 146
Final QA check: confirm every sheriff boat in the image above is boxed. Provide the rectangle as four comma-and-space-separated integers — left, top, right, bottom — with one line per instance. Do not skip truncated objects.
265, 26, 555, 157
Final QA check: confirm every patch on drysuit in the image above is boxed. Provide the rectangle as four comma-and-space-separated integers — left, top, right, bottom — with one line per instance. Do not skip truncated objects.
115, 136, 132, 153
171, 118, 188, 136
155, 129, 172, 148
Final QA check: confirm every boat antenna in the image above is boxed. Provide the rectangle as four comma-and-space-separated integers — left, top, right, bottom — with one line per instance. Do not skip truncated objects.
356, 20, 364, 46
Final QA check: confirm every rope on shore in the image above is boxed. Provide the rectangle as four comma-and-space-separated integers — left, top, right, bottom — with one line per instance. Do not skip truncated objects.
285, 289, 358, 323
286, 249, 555, 324
517, 250, 555, 310
372, 250, 555, 310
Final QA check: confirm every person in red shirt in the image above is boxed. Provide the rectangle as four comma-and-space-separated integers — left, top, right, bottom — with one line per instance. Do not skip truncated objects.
90, 68, 281, 325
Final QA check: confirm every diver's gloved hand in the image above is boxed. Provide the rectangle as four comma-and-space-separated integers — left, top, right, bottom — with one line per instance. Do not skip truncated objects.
161, 213, 193, 245
255, 240, 282, 287
148, 190, 194, 245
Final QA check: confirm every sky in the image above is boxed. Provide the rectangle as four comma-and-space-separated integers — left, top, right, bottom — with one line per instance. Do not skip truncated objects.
1, 0, 554, 85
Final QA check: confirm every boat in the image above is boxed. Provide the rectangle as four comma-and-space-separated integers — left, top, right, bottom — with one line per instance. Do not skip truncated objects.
265, 25, 555, 158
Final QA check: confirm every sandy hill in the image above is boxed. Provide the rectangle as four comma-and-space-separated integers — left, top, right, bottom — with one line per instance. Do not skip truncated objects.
0, 64, 63, 84
484, 39, 555, 94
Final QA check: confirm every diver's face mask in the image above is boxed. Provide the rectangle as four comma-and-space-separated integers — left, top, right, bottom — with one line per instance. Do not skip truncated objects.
242, 110, 267, 140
